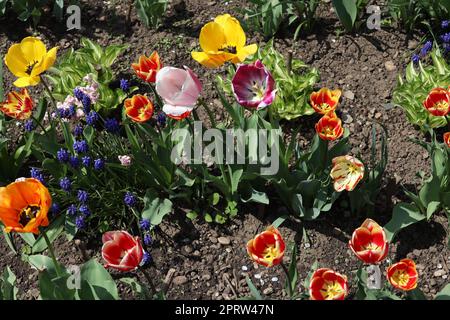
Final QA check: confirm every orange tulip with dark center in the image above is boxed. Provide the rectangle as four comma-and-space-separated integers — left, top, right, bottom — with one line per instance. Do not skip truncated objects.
124, 95, 154, 123
310, 88, 341, 115
315, 112, 344, 141
0, 88, 33, 120
309, 268, 348, 300
423, 87, 450, 117
131, 51, 161, 83
0, 178, 51, 234
444, 132, 450, 148
247, 226, 285, 267
387, 259, 418, 291
349, 219, 389, 264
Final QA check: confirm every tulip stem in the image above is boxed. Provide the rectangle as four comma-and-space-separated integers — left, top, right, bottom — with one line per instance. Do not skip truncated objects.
140, 268, 157, 297
31, 115, 48, 135
40, 75, 58, 111
198, 98, 216, 128
41, 228, 62, 277
280, 262, 294, 298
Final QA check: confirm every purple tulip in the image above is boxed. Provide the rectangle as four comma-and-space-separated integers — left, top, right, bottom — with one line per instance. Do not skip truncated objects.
231, 60, 276, 110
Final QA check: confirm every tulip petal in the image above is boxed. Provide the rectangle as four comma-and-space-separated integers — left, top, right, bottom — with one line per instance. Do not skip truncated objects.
4, 44, 28, 77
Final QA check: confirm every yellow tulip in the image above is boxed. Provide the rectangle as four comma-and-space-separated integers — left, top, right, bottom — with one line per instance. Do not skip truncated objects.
4, 37, 58, 87
191, 14, 257, 68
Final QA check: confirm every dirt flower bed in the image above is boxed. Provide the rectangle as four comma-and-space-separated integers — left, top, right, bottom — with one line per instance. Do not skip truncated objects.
0, 0, 449, 301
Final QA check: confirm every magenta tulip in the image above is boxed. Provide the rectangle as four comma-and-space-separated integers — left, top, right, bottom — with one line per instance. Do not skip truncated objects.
155, 66, 202, 120
231, 60, 276, 110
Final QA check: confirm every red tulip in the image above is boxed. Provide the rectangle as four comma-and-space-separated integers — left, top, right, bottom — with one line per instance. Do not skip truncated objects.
102, 230, 144, 272
349, 219, 388, 264
387, 259, 418, 291
132, 51, 162, 83
246, 226, 285, 267
315, 112, 344, 141
309, 268, 348, 300
423, 87, 450, 117
444, 132, 450, 148
310, 88, 341, 115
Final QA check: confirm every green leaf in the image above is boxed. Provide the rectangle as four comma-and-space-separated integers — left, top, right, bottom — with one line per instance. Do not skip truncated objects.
1, 266, 18, 300
0, 53, 4, 100
384, 203, 426, 242
435, 284, 450, 300
39, 269, 76, 300
245, 276, 264, 300
77, 259, 119, 300
120, 278, 150, 300
286, 244, 298, 297
32, 215, 65, 253
141, 190, 173, 225
332, 0, 357, 31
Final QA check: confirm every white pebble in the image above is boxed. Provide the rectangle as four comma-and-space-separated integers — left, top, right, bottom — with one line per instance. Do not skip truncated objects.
271, 277, 279, 282
259, 279, 265, 285
254, 273, 261, 279
241, 266, 248, 271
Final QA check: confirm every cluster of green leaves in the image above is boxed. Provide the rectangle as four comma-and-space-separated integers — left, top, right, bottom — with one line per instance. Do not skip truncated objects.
384, 130, 450, 246
387, 0, 450, 31
0, 0, 75, 27
135, 0, 168, 28
393, 48, 449, 131
46, 38, 129, 114
244, 0, 319, 39
218, 41, 319, 121
332, 0, 369, 32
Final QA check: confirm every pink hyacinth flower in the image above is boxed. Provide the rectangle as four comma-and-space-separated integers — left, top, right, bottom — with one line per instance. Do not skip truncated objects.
155, 66, 202, 120
231, 60, 276, 110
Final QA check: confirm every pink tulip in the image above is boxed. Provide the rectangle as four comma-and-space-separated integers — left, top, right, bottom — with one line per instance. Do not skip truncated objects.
102, 230, 144, 272
231, 60, 276, 110
155, 66, 202, 120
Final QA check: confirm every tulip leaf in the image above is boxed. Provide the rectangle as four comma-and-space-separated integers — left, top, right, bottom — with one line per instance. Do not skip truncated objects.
32, 215, 65, 253
245, 276, 264, 300
286, 243, 298, 297
332, 0, 357, 31
1, 266, 18, 300
77, 259, 119, 300
141, 190, 173, 226
435, 284, 450, 300
39, 270, 75, 300
120, 278, 151, 300
384, 203, 426, 242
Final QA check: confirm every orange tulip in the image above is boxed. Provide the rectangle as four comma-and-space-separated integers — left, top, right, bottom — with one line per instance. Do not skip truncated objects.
349, 219, 388, 264
444, 132, 450, 148
124, 94, 154, 123
387, 259, 418, 291
247, 226, 285, 267
0, 178, 51, 234
309, 268, 348, 300
315, 112, 344, 141
131, 51, 162, 83
310, 88, 341, 115
0, 88, 33, 120
423, 87, 450, 117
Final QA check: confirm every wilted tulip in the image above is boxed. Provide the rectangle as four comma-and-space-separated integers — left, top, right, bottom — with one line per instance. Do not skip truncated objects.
309, 268, 348, 300
231, 60, 276, 110
102, 230, 144, 272
155, 66, 202, 120
315, 112, 344, 141
387, 259, 418, 291
349, 219, 389, 264
247, 226, 285, 267
310, 88, 341, 115
330, 155, 365, 192
423, 87, 450, 116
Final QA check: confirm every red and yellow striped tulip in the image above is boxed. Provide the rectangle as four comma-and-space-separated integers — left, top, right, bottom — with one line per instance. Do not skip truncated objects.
309, 268, 348, 300
247, 226, 285, 267
387, 259, 418, 291
131, 51, 162, 83
315, 112, 344, 141
310, 88, 341, 115
423, 87, 450, 117
330, 155, 364, 192
0, 88, 33, 120
349, 219, 389, 264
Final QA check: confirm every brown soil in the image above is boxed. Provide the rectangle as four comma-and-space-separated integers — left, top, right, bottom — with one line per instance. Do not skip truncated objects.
0, 0, 448, 300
